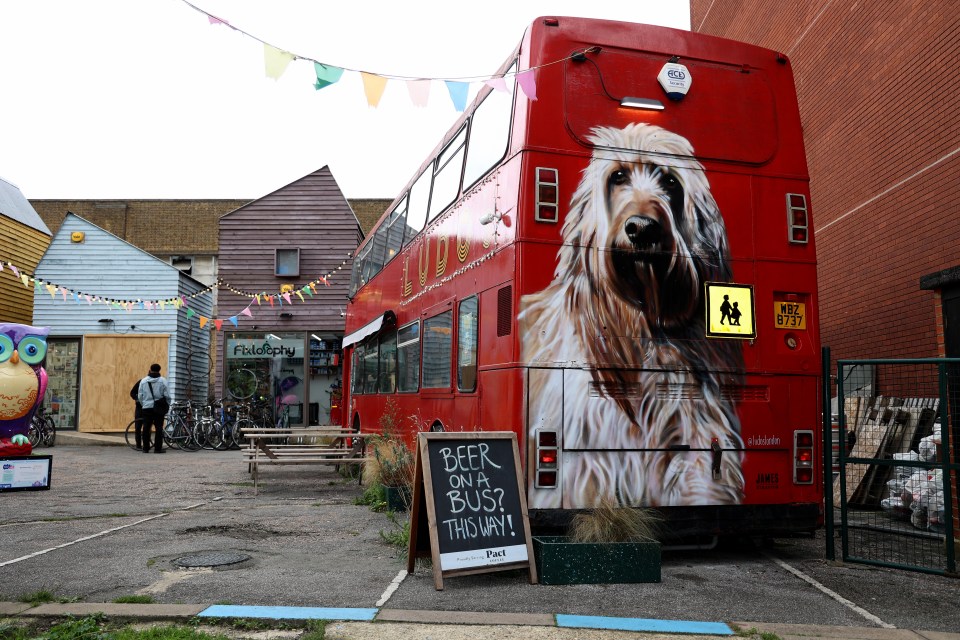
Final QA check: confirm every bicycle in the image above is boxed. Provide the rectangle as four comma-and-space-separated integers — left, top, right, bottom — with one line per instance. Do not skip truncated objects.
28, 405, 56, 447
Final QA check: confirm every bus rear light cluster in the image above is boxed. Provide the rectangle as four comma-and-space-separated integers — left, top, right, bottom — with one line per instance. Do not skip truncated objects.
786, 193, 809, 244
535, 167, 559, 223
794, 430, 814, 484
535, 429, 558, 488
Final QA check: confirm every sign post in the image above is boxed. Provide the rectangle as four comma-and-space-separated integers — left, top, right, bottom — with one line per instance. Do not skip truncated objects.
407, 432, 537, 590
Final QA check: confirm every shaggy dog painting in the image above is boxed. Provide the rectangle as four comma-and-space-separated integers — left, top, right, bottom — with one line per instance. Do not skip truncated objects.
519, 123, 745, 509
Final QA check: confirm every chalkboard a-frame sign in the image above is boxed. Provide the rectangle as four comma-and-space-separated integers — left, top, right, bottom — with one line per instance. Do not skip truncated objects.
406, 432, 538, 590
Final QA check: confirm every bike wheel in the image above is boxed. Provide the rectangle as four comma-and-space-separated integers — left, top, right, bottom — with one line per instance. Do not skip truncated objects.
43, 417, 56, 447
28, 418, 42, 447
125, 419, 144, 450
227, 368, 258, 400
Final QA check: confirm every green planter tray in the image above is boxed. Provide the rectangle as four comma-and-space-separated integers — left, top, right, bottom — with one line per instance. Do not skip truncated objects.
533, 536, 661, 585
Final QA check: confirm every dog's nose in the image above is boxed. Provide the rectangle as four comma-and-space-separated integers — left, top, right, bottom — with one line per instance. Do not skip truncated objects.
625, 216, 661, 248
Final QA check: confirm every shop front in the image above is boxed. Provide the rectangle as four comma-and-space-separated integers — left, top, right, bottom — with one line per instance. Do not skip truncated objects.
224, 332, 342, 427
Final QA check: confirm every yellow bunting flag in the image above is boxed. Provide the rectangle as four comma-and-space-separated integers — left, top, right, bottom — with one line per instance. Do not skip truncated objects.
45, 284, 56, 298
264, 43, 295, 80
199, 316, 208, 328
361, 72, 388, 107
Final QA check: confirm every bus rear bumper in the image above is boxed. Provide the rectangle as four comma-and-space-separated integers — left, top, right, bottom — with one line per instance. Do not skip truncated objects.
530, 503, 822, 541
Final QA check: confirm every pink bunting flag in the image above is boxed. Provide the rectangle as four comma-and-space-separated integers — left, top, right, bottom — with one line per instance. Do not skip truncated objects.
241, 307, 253, 318
517, 70, 537, 101
207, 14, 229, 26
361, 72, 388, 107
10, 264, 19, 278
85, 295, 93, 305
406, 79, 431, 107
61, 288, 68, 301
484, 77, 509, 92
282, 293, 292, 304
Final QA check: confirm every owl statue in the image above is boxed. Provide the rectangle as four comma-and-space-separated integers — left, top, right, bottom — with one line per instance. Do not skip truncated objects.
0, 323, 49, 456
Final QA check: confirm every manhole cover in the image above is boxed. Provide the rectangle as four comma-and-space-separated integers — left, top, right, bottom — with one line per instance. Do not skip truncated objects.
174, 552, 251, 568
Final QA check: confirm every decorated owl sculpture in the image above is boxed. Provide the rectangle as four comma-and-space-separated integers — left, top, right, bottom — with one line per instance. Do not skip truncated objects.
0, 324, 49, 456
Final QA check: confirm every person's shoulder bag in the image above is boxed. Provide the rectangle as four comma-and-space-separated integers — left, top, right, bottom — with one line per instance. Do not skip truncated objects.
147, 381, 170, 415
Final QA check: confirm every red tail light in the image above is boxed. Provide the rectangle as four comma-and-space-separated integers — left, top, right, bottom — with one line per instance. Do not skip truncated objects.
535, 430, 559, 488
794, 429, 814, 484
787, 193, 809, 244
535, 168, 559, 223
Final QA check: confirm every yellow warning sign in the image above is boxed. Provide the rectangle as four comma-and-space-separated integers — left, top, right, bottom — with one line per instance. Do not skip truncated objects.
705, 282, 756, 339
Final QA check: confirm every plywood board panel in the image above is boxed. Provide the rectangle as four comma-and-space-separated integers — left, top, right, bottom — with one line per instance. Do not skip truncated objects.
79, 335, 168, 432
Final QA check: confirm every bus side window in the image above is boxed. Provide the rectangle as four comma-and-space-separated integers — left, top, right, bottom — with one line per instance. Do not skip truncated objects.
457, 296, 478, 392
463, 62, 516, 190
422, 311, 453, 389
397, 322, 421, 392
362, 337, 379, 394
379, 329, 398, 393
351, 345, 364, 395
403, 171, 431, 247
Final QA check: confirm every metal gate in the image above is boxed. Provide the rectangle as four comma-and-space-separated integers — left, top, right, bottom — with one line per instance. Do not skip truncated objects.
824, 353, 958, 575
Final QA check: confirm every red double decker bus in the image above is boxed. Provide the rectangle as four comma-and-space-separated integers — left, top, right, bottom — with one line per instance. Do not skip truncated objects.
344, 17, 822, 538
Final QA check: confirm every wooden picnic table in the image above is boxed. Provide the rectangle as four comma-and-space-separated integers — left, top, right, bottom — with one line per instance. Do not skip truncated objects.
240, 426, 372, 494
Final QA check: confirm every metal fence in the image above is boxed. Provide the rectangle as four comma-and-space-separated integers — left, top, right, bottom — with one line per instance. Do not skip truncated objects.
825, 354, 958, 575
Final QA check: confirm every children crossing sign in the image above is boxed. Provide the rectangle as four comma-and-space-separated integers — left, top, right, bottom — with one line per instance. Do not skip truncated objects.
705, 282, 756, 339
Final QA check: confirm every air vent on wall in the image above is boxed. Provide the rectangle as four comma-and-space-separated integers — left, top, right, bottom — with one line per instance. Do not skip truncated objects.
497, 286, 512, 337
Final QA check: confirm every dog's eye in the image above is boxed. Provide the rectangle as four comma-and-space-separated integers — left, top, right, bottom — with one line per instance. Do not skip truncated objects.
661, 173, 680, 192
608, 170, 629, 187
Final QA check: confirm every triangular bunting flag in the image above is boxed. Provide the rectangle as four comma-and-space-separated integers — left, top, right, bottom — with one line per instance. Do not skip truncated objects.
229, 316, 239, 327
444, 80, 469, 112
45, 284, 56, 298
304, 285, 314, 297
207, 14, 229, 26
255, 294, 262, 305
282, 293, 292, 304
61, 288, 68, 301
241, 307, 253, 318
264, 44, 295, 80
214, 319, 223, 331
199, 316, 208, 328
295, 291, 304, 302
484, 77, 509, 92
406, 79, 431, 107
517, 69, 537, 100
186, 308, 196, 318
268, 296, 275, 307
361, 72, 388, 107
10, 264, 19, 278
21, 274, 29, 288
314, 62, 344, 90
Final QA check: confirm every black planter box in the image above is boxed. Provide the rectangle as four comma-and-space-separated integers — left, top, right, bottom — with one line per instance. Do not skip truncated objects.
383, 485, 410, 512
533, 536, 661, 584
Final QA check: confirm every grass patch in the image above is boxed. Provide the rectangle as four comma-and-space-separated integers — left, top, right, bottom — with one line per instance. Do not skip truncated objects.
354, 484, 387, 512
379, 511, 410, 550
112, 595, 154, 604
15, 589, 74, 607
300, 619, 327, 640
568, 497, 661, 543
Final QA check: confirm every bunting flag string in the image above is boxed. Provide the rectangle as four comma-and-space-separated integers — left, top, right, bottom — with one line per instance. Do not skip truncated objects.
0, 252, 354, 331
177, 0, 572, 107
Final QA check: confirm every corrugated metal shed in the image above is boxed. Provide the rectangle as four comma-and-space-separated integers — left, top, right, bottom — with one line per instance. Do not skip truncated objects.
0, 177, 51, 323
34, 213, 212, 402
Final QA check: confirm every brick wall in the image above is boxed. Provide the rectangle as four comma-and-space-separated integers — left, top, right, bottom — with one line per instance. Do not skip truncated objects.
692, 0, 960, 363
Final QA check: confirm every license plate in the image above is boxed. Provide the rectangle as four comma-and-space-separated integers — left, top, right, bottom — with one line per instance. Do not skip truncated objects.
775, 301, 805, 329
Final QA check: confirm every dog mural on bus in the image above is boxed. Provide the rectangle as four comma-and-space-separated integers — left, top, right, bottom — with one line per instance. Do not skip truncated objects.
519, 123, 745, 509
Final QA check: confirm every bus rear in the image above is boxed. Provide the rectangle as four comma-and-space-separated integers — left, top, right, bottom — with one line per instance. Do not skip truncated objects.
515, 18, 822, 536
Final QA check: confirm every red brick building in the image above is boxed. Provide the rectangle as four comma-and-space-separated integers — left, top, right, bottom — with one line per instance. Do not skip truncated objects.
691, 1, 960, 363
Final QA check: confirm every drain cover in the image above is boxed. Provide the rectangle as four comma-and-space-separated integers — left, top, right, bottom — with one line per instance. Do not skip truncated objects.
174, 552, 251, 568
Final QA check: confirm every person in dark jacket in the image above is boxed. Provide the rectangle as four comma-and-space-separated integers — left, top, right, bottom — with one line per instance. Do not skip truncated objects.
130, 379, 143, 450
137, 363, 171, 453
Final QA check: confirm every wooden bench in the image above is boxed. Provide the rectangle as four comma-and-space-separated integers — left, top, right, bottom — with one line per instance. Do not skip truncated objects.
240, 427, 372, 494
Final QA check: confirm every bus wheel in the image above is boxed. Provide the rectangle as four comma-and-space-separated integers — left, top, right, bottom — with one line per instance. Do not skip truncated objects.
430, 422, 444, 432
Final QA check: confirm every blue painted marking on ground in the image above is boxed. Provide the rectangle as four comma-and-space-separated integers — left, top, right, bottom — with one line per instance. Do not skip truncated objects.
556, 614, 733, 635
197, 605, 378, 621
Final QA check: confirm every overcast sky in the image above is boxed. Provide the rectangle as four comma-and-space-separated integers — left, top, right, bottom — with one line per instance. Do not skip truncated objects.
0, 1, 689, 201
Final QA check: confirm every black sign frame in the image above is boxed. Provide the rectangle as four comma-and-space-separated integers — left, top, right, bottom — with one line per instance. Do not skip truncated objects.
406, 432, 537, 590
0, 455, 52, 492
